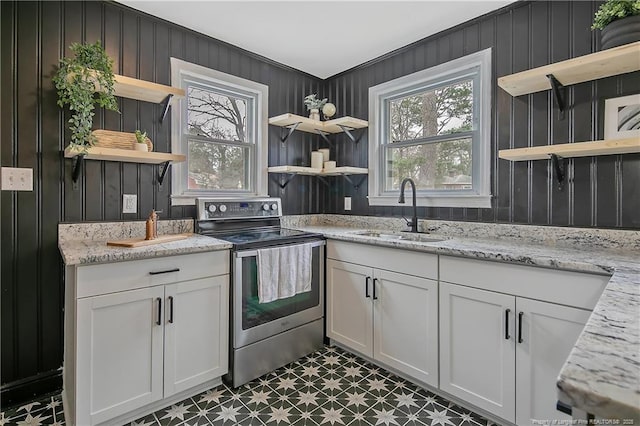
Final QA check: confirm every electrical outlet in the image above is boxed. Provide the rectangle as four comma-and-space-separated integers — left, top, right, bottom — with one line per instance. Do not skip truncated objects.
1, 167, 33, 191
123, 194, 137, 214
344, 197, 352, 211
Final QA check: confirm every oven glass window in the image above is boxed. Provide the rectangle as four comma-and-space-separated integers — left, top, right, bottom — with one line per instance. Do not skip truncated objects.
241, 245, 321, 329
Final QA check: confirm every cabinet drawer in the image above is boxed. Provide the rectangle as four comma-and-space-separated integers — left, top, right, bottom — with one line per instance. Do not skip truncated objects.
440, 255, 609, 310
76, 251, 229, 298
327, 240, 437, 279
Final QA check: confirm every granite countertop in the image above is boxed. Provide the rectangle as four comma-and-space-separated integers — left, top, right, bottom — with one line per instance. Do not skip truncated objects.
291, 224, 640, 421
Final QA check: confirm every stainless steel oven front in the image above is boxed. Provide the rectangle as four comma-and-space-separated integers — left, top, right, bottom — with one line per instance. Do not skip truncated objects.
232, 239, 325, 349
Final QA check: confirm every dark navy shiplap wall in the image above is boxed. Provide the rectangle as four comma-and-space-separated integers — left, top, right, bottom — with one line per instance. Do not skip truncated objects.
0, 0, 322, 403
322, 0, 640, 228
1, 0, 639, 406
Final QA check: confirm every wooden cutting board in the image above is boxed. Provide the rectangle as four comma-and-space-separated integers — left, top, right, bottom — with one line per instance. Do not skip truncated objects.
107, 233, 192, 248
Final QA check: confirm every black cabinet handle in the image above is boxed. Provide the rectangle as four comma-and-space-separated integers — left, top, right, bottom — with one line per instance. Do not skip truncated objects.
156, 297, 162, 326
373, 278, 378, 300
365, 276, 370, 298
518, 311, 524, 343
149, 268, 180, 275
556, 401, 572, 416
168, 296, 174, 324
505, 309, 511, 340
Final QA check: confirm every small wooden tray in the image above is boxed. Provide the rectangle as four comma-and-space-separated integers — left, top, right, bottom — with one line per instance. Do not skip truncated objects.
107, 233, 192, 248
92, 129, 154, 151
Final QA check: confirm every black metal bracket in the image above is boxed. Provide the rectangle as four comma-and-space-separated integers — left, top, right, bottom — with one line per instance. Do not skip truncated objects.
71, 154, 85, 190
269, 173, 298, 189
159, 94, 174, 123
551, 154, 565, 190
158, 161, 171, 186
316, 176, 329, 187
546, 74, 565, 120
280, 122, 301, 143
315, 129, 332, 146
336, 125, 365, 144
343, 174, 367, 190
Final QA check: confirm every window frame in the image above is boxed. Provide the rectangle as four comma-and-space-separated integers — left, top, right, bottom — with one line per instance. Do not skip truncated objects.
170, 58, 268, 205
368, 48, 492, 208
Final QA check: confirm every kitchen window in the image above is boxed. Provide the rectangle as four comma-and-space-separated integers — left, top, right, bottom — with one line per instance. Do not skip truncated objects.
368, 48, 491, 208
170, 58, 268, 205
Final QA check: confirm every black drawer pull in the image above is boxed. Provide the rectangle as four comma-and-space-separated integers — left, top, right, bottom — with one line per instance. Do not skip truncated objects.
372, 278, 378, 300
505, 309, 511, 340
518, 311, 524, 343
168, 296, 174, 324
149, 268, 180, 275
365, 276, 371, 298
156, 297, 162, 326
556, 401, 572, 416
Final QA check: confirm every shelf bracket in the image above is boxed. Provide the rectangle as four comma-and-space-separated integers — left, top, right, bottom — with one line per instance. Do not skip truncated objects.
71, 154, 85, 190
336, 125, 364, 144
343, 174, 367, 190
315, 129, 333, 147
316, 176, 330, 187
546, 74, 565, 120
159, 94, 174, 123
280, 122, 301, 143
270, 173, 297, 189
550, 154, 565, 190
158, 161, 171, 186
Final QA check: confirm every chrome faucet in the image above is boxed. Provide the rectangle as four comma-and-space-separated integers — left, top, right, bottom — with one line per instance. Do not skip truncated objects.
398, 177, 418, 233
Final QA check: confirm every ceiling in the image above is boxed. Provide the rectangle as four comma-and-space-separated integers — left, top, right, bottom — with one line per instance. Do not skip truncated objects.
117, 1, 514, 79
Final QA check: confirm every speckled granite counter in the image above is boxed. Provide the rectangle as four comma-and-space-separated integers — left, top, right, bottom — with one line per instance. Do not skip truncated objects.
282, 216, 640, 420
59, 220, 231, 265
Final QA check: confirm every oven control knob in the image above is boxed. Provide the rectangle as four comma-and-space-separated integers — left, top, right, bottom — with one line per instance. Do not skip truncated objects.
208, 204, 217, 213
271, 203, 278, 211
263, 204, 270, 211
219, 204, 227, 213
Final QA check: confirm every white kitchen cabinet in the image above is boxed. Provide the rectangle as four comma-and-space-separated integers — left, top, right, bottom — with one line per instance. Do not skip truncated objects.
515, 298, 591, 426
326, 241, 439, 387
64, 251, 229, 426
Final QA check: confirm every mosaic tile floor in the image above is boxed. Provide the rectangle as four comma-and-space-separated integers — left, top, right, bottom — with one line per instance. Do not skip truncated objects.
0, 346, 493, 426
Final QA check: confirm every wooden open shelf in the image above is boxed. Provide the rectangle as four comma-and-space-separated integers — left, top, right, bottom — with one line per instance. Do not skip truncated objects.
268, 165, 368, 176
498, 42, 640, 96
269, 113, 368, 135
64, 145, 186, 164
113, 74, 184, 104
498, 138, 640, 161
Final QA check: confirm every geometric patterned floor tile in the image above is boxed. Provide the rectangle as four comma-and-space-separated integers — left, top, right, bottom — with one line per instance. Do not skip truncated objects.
0, 346, 495, 426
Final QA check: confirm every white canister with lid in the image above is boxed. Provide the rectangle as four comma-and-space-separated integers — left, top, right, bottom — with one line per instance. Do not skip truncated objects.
318, 148, 330, 162
311, 151, 323, 170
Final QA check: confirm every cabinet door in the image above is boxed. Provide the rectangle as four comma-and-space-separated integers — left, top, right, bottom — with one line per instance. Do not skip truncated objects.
515, 298, 590, 426
164, 276, 229, 397
326, 259, 373, 356
440, 282, 516, 422
76, 286, 164, 425
373, 270, 438, 387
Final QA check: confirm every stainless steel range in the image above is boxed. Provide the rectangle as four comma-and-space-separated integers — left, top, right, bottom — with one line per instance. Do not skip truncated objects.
196, 197, 325, 387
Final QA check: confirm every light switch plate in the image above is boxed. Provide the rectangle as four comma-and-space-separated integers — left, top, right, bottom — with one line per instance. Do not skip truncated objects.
344, 197, 352, 211
123, 194, 137, 214
1, 167, 33, 191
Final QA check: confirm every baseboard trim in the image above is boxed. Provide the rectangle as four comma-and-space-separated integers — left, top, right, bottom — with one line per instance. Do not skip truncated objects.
0, 370, 63, 409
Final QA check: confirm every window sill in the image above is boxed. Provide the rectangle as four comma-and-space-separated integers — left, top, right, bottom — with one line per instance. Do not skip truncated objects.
367, 195, 492, 208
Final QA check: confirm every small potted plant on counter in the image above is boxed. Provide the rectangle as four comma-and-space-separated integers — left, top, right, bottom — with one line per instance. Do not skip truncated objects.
303, 94, 327, 121
592, 0, 640, 50
134, 130, 149, 152
53, 41, 119, 153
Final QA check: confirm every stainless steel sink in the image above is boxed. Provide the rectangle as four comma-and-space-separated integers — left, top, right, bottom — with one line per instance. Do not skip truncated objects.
351, 230, 447, 243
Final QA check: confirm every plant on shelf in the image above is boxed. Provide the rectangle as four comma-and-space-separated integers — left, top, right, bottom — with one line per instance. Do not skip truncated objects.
303, 94, 327, 121
53, 41, 119, 152
134, 130, 149, 152
592, 0, 640, 49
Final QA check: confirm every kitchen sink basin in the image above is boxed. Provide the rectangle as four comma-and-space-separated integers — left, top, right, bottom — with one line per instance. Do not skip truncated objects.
351, 230, 447, 243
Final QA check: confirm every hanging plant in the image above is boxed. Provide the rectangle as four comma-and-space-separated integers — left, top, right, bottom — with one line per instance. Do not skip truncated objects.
52, 41, 119, 151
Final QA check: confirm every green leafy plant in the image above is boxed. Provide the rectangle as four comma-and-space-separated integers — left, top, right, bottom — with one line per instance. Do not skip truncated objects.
52, 41, 119, 151
592, 0, 640, 30
134, 130, 147, 144
303, 94, 328, 111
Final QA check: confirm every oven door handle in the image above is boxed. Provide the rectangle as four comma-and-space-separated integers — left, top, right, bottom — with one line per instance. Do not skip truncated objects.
234, 239, 326, 258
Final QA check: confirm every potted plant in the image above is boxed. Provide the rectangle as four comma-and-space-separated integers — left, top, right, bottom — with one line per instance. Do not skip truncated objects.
134, 130, 148, 152
592, 0, 640, 50
303, 94, 327, 121
53, 41, 119, 152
